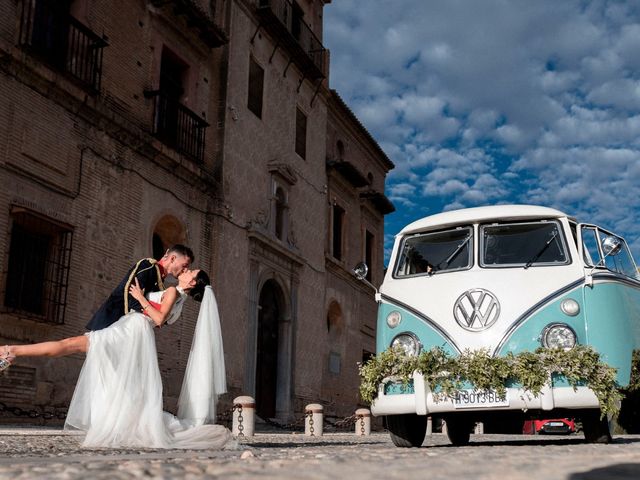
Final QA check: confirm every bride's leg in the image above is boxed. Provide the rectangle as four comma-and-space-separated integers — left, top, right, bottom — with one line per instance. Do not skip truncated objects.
8, 335, 88, 358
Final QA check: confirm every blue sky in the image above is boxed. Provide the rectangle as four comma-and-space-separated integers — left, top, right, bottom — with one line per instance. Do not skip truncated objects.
324, 0, 640, 264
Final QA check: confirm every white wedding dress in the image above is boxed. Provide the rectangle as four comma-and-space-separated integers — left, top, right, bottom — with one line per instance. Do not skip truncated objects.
64, 287, 232, 449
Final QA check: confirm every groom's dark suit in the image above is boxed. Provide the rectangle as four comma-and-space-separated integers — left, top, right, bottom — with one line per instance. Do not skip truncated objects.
86, 258, 165, 331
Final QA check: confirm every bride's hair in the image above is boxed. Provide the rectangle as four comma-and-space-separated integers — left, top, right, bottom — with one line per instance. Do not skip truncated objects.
189, 270, 210, 302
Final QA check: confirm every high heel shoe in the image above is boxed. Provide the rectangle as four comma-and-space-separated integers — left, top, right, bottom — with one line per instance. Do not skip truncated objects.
0, 345, 14, 372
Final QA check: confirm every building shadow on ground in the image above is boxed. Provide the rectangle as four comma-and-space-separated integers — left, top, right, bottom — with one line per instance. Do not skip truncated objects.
568, 463, 640, 479
430, 435, 640, 448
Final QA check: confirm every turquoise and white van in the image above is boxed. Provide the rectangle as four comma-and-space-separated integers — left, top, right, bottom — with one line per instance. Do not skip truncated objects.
358, 205, 640, 446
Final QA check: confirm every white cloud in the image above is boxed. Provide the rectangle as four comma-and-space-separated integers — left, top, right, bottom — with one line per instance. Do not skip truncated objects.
325, 0, 640, 258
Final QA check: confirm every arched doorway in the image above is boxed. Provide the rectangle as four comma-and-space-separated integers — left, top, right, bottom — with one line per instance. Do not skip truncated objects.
152, 215, 187, 260
255, 279, 284, 419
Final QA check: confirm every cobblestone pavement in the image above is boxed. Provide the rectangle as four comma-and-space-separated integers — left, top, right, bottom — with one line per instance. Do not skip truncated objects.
0, 428, 639, 479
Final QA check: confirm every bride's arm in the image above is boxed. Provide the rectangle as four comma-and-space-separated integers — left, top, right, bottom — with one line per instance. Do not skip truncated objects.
129, 279, 178, 327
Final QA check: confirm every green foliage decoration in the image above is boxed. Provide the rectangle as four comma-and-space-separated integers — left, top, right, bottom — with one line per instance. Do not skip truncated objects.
359, 345, 622, 417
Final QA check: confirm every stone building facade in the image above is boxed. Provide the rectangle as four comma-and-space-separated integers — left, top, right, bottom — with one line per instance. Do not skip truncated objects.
0, 0, 393, 424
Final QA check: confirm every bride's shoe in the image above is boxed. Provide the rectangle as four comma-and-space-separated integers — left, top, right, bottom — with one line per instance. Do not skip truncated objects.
0, 346, 14, 372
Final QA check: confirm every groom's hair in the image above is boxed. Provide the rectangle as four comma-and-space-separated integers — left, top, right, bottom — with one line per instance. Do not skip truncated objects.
167, 244, 194, 263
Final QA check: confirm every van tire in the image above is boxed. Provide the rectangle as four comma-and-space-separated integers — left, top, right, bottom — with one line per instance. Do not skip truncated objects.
582, 411, 612, 444
445, 418, 473, 446
386, 414, 427, 447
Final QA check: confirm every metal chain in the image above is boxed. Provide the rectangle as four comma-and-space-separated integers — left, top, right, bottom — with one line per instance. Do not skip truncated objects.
233, 403, 245, 437
0, 401, 66, 420
359, 414, 365, 435
216, 405, 236, 428
306, 410, 315, 436
326, 413, 357, 430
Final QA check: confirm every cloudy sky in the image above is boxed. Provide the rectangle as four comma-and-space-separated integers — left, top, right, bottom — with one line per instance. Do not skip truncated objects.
324, 0, 640, 263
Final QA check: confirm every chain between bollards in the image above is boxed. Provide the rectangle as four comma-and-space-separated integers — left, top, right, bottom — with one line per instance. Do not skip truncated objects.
0, 402, 67, 420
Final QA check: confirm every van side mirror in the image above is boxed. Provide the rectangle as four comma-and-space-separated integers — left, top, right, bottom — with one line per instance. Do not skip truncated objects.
353, 262, 381, 302
353, 262, 369, 281
602, 236, 622, 257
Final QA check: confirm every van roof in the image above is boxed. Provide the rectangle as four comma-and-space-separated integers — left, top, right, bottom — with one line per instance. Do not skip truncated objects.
399, 205, 570, 235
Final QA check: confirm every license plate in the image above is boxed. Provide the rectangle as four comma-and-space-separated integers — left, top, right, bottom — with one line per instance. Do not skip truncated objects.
452, 389, 509, 409
547, 422, 564, 427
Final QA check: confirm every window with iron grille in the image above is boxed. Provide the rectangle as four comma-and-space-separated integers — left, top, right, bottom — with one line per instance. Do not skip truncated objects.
145, 48, 208, 163
295, 107, 307, 159
18, 0, 107, 93
248, 56, 264, 118
4, 208, 73, 324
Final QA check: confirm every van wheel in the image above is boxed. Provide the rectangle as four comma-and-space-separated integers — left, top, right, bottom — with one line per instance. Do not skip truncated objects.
582, 411, 612, 444
386, 414, 427, 447
445, 418, 473, 446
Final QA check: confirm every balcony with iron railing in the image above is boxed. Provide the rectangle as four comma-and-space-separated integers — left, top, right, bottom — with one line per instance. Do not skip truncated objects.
144, 90, 209, 163
256, 0, 327, 79
18, 0, 107, 93
148, 0, 228, 47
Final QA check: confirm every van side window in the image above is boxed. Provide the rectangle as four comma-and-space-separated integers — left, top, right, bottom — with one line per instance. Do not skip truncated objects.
581, 226, 601, 266
580, 225, 639, 279
395, 227, 472, 277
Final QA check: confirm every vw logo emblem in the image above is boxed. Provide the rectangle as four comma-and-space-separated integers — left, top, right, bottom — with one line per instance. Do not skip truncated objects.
453, 289, 501, 331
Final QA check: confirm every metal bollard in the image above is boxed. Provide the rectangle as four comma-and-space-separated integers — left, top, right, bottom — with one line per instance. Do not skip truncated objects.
232, 396, 256, 437
355, 408, 371, 436
305, 403, 323, 436
426, 416, 433, 435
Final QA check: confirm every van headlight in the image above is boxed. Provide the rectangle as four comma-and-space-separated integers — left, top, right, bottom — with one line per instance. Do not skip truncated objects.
386, 311, 402, 328
391, 333, 421, 356
541, 323, 577, 350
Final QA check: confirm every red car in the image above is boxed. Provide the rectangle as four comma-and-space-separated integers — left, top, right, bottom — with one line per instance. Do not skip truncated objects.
523, 418, 576, 435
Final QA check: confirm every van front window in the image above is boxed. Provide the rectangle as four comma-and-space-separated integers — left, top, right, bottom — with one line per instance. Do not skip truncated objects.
481, 221, 569, 268
395, 227, 473, 277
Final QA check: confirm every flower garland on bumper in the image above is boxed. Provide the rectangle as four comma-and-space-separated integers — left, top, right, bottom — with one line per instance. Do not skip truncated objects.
359, 345, 623, 417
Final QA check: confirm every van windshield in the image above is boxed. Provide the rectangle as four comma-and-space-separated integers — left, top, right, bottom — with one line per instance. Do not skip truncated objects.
395, 227, 472, 277
481, 221, 568, 268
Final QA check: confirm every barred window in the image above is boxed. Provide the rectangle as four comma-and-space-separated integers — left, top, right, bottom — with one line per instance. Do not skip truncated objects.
4, 208, 73, 324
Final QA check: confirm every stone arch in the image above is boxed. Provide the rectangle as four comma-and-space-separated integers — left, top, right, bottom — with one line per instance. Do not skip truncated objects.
152, 214, 187, 259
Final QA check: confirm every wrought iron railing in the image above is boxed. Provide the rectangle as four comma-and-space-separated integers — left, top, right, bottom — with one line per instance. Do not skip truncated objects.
256, 0, 326, 78
18, 0, 107, 93
145, 90, 209, 163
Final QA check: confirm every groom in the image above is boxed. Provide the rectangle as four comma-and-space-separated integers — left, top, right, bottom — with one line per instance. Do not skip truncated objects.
86, 244, 194, 331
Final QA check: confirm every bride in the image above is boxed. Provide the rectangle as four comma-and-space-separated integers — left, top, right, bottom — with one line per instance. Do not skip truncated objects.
0, 269, 232, 450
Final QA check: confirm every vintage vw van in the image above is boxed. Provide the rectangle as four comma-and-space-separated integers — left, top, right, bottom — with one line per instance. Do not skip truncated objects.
359, 205, 640, 446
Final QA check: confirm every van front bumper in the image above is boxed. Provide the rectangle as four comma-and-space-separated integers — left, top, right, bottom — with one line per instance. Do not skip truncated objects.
370, 372, 601, 416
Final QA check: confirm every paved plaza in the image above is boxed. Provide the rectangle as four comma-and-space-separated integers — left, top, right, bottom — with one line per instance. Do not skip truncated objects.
0, 428, 639, 479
